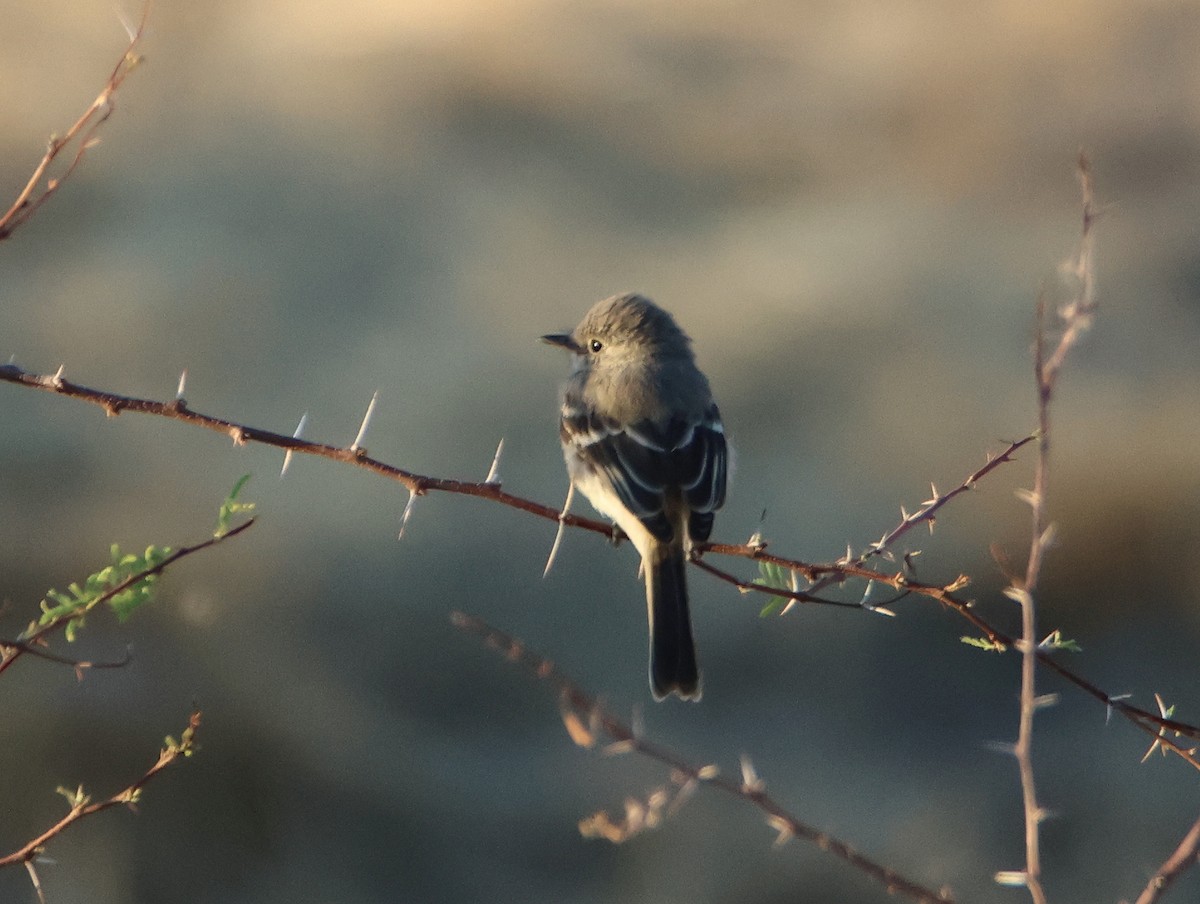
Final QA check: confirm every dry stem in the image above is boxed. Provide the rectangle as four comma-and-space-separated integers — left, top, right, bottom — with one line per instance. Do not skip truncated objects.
1005, 153, 1099, 904
0, 2, 151, 240
1128, 811, 1200, 904
452, 611, 956, 904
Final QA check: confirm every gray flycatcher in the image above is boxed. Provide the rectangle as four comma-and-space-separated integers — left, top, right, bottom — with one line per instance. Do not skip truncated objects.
542, 293, 727, 701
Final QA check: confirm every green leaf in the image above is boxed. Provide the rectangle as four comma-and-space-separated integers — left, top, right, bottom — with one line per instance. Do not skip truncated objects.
215, 473, 255, 538
38, 542, 173, 638
56, 784, 90, 808
1039, 629, 1082, 653
961, 635, 1007, 652
753, 561, 791, 617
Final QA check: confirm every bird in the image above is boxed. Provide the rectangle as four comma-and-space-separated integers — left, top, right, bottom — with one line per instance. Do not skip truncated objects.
542, 292, 727, 700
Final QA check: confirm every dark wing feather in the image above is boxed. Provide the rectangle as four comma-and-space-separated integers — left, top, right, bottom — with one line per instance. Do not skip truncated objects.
563, 403, 727, 544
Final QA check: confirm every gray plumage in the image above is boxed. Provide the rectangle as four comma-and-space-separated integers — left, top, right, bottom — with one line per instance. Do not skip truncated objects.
543, 292, 727, 701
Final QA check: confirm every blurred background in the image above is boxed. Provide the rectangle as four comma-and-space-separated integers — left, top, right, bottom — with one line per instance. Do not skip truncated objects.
3, 1, 1200, 902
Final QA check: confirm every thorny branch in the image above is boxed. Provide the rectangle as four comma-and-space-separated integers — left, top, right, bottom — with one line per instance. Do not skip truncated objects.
0, 362, 1196, 765
1013, 154, 1100, 903
0, 2, 151, 240
452, 611, 956, 904
5, 6, 1190, 903
1000, 152, 1098, 904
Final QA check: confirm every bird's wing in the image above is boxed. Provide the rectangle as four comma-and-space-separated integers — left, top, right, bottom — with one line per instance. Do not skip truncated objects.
562, 404, 727, 543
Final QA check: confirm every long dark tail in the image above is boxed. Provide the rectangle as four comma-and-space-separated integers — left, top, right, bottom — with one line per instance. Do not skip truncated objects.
646, 543, 701, 701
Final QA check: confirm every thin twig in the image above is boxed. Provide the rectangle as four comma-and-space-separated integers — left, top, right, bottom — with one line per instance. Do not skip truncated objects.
0, 710, 201, 871
0, 518, 254, 677
452, 611, 956, 904
1004, 152, 1098, 904
846, 435, 1036, 572
1129, 811, 1200, 904
0, 639, 131, 675
0, 1, 152, 240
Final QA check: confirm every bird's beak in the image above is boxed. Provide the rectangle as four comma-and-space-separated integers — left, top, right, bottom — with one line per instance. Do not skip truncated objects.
540, 332, 581, 353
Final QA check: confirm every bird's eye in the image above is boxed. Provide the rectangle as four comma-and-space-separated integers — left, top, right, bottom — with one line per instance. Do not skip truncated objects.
589, 339, 603, 353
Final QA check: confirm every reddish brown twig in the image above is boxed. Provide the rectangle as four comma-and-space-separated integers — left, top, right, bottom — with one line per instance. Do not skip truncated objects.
0, 364, 614, 539
0, 2, 151, 240
0, 709, 201, 878
1128, 811, 1200, 904
2, 363, 1195, 760
452, 611, 956, 904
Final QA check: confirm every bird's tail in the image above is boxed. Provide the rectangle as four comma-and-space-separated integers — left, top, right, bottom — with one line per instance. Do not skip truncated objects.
645, 543, 701, 701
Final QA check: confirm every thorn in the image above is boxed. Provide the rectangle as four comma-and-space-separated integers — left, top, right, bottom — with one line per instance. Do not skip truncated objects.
766, 814, 794, 848
1038, 523, 1057, 551
899, 505, 910, 522
485, 438, 504, 485
350, 391, 379, 452
117, 6, 138, 41
281, 412, 308, 478
397, 491, 417, 540
1014, 487, 1040, 508
52, 364, 66, 387
739, 754, 764, 793
1141, 736, 1164, 763
1105, 693, 1132, 724
1032, 693, 1061, 711
1155, 692, 1174, 719
983, 740, 1017, 757
560, 703, 596, 749
176, 368, 188, 401
696, 764, 719, 781
1003, 586, 1033, 607
543, 483, 575, 578
602, 738, 635, 756
994, 871, 1028, 888
667, 776, 699, 816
